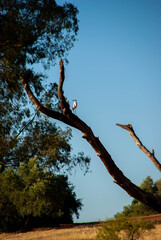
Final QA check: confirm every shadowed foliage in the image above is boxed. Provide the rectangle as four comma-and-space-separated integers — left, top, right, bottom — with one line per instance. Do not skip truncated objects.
0, 158, 82, 232
0, 1, 91, 232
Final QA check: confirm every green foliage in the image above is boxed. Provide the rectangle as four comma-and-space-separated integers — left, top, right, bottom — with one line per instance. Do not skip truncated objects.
0, 158, 82, 232
3, 115, 90, 172
0, 0, 83, 172
116, 176, 161, 218
96, 215, 154, 240
155, 179, 161, 196
0, 0, 89, 173
0, 81, 90, 172
97, 222, 120, 240
0, 0, 78, 100
0, 1, 90, 232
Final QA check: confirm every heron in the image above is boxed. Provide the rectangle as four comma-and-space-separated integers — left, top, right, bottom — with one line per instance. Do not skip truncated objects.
72, 99, 77, 111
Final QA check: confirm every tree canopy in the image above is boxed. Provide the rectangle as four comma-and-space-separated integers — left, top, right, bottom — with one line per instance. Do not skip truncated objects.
0, 0, 90, 172
0, 158, 82, 232
0, 0, 78, 100
0, 0, 91, 231
1, 113, 90, 172
0, 0, 80, 171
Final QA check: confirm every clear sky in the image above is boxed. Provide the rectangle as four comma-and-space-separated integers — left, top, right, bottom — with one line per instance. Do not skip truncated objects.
42, 0, 161, 222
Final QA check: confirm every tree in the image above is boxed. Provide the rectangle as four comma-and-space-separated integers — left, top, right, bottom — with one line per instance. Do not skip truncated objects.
0, 0, 79, 169
116, 176, 161, 218
0, 0, 90, 172
20, 59, 161, 212
0, 158, 82, 232
1, 0, 161, 215
0, 1, 90, 231
96, 215, 154, 240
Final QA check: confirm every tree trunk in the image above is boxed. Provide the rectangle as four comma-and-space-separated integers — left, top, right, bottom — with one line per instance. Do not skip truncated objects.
20, 59, 161, 213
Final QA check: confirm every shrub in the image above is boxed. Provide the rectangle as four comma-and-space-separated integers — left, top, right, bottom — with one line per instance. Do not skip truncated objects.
96, 215, 154, 240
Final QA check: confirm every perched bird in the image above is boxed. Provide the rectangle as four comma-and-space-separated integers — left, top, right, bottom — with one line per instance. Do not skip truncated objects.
72, 99, 77, 111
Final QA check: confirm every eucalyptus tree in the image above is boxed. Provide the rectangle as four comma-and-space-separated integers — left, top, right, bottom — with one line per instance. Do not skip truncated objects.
0, 0, 90, 171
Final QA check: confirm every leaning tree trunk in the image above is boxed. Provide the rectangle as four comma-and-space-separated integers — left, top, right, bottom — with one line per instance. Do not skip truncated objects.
20, 59, 161, 213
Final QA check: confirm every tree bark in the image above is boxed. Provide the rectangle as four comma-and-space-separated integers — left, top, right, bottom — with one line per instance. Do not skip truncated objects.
116, 123, 161, 173
20, 59, 161, 213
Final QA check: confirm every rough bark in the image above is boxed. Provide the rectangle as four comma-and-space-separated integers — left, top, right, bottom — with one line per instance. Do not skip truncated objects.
116, 123, 161, 173
20, 59, 161, 213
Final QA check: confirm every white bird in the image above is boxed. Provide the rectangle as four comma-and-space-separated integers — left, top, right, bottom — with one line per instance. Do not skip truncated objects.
72, 99, 77, 111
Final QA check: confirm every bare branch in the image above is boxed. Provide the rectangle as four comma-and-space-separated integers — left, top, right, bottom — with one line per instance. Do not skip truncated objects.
56, 60, 161, 213
20, 74, 76, 128
16, 111, 37, 138
58, 59, 71, 115
116, 123, 161, 172
21, 60, 161, 213
57, 59, 94, 135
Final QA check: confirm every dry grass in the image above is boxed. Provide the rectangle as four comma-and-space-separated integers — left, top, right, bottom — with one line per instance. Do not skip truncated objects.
0, 226, 97, 240
0, 224, 161, 240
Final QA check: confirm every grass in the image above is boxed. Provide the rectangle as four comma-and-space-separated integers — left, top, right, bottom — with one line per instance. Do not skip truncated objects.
0, 223, 161, 240
0, 225, 97, 240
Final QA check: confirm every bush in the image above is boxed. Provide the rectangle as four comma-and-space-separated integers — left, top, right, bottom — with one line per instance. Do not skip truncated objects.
96, 215, 154, 240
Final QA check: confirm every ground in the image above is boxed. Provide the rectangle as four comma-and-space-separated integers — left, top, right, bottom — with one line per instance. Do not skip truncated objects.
0, 223, 161, 240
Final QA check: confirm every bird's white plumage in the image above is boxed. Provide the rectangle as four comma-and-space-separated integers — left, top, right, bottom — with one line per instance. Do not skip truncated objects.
72, 99, 77, 110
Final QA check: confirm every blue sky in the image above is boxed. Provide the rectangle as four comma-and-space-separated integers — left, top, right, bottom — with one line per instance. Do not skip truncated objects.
42, 0, 161, 222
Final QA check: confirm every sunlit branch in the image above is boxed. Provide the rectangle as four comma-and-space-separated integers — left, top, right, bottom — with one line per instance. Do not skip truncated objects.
116, 123, 161, 172
21, 59, 161, 213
